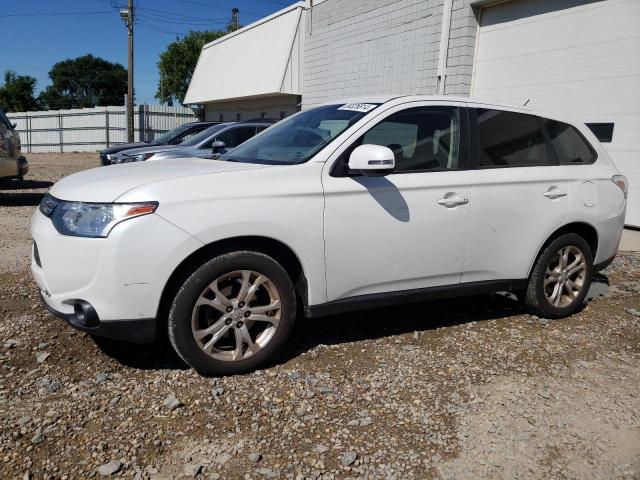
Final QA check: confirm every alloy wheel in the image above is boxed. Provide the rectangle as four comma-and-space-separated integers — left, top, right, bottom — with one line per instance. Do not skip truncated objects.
543, 245, 588, 308
191, 270, 281, 362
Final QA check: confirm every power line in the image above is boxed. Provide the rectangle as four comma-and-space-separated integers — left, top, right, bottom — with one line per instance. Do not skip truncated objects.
174, 0, 263, 18
0, 11, 114, 18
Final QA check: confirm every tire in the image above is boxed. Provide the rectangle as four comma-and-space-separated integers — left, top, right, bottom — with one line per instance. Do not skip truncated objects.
524, 233, 594, 319
168, 251, 296, 376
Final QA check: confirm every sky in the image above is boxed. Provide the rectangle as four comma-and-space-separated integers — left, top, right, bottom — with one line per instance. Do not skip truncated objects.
0, 0, 296, 105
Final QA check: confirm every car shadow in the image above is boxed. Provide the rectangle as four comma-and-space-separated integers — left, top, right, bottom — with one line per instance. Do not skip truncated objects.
92, 335, 190, 371
0, 179, 54, 206
90, 275, 611, 373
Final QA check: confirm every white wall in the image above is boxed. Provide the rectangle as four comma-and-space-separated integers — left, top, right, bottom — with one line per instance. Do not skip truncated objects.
204, 95, 301, 122
302, 0, 478, 106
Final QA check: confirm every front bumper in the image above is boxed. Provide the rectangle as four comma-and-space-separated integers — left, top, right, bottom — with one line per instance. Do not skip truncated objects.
40, 292, 156, 343
31, 208, 203, 337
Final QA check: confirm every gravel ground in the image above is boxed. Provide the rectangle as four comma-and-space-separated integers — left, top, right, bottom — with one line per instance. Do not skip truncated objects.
1, 154, 639, 480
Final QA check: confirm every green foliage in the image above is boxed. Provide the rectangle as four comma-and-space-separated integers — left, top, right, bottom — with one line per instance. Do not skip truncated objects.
38, 54, 127, 109
156, 30, 226, 105
0, 70, 39, 112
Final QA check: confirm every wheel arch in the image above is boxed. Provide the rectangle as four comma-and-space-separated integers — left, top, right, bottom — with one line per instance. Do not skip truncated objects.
156, 235, 308, 326
527, 222, 598, 279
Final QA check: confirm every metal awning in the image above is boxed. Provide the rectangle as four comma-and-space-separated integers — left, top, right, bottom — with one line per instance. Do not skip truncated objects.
184, 2, 305, 104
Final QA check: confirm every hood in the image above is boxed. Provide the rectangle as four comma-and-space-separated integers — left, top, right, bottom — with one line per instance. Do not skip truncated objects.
100, 142, 149, 155
119, 144, 184, 157
49, 157, 273, 202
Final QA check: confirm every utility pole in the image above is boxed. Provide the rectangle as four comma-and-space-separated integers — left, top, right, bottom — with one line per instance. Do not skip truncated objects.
120, 1, 134, 142
230, 8, 240, 32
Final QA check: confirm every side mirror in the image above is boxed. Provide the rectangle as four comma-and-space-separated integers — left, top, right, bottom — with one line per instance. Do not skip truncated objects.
11, 123, 17, 129
211, 140, 226, 153
348, 144, 395, 175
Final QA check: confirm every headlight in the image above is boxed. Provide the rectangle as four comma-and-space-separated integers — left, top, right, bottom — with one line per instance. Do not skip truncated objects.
114, 152, 155, 164
39, 195, 158, 238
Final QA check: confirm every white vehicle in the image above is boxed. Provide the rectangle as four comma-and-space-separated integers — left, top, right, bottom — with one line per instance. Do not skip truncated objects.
31, 96, 628, 376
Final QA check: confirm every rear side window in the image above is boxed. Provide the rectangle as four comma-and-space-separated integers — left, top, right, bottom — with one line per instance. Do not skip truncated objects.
543, 119, 597, 165
476, 109, 549, 168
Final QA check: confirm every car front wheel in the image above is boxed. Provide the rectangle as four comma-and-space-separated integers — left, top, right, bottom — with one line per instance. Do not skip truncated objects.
524, 233, 593, 318
168, 251, 296, 376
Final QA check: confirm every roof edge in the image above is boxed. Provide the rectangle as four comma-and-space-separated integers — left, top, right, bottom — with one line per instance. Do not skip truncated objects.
202, 1, 306, 51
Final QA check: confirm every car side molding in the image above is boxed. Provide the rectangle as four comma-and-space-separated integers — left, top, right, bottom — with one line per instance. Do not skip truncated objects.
305, 279, 528, 318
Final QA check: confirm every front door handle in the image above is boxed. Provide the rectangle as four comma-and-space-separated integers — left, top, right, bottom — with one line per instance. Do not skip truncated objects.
437, 193, 469, 208
543, 187, 567, 199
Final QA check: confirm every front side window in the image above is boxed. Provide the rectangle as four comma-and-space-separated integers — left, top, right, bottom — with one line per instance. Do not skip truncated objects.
215, 127, 257, 149
223, 104, 379, 165
360, 107, 460, 172
544, 119, 597, 164
476, 109, 549, 168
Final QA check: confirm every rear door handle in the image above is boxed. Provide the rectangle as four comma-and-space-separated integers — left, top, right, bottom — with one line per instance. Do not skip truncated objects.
543, 187, 567, 199
437, 193, 469, 208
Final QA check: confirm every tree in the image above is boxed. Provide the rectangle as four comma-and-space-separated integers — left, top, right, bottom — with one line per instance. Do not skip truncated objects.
156, 31, 226, 105
38, 54, 127, 109
0, 70, 39, 112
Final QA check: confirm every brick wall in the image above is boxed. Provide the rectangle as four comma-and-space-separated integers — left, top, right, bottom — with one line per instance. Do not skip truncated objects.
443, 0, 478, 95
302, 0, 479, 106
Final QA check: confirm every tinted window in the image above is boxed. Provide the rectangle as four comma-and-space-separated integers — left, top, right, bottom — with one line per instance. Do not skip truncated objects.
215, 127, 257, 149
545, 119, 597, 164
586, 123, 614, 143
360, 107, 460, 172
477, 109, 548, 167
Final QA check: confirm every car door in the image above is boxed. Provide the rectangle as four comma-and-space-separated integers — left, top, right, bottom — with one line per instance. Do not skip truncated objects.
322, 103, 472, 301
462, 106, 569, 283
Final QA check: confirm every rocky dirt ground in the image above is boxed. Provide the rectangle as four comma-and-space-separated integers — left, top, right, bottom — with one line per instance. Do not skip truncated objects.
0, 154, 639, 480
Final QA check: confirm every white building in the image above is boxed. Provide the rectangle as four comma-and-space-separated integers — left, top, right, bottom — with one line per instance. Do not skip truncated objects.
185, 0, 640, 226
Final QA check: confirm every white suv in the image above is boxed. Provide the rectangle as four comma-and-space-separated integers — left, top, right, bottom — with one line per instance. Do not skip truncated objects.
31, 96, 628, 375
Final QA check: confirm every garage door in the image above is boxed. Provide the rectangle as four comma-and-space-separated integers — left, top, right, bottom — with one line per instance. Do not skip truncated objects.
471, 0, 640, 227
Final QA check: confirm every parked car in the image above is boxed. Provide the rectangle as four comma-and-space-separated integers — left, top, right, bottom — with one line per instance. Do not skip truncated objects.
108, 120, 273, 164
99, 121, 217, 165
0, 109, 28, 180
32, 95, 627, 376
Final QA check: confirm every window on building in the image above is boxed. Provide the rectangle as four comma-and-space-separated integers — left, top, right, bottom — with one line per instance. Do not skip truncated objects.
476, 109, 549, 168
585, 123, 614, 143
359, 107, 460, 173
544, 119, 597, 164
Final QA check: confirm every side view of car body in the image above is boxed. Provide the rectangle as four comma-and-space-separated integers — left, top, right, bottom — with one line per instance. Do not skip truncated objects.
109, 120, 273, 164
31, 95, 627, 376
99, 121, 217, 166
0, 109, 28, 180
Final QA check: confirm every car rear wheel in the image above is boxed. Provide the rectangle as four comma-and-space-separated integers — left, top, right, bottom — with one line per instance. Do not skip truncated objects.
524, 233, 593, 318
168, 251, 296, 376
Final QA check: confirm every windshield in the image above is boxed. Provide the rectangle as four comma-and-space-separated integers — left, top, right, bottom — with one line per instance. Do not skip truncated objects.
222, 103, 380, 165
181, 124, 229, 147
152, 124, 194, 144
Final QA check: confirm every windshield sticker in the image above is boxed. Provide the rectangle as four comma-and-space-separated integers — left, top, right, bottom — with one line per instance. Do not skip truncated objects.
337, 103, 378, 113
